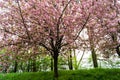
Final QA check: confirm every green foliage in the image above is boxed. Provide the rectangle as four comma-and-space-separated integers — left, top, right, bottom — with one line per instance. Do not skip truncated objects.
58, 56, 68, 70
0, 69, 120, 80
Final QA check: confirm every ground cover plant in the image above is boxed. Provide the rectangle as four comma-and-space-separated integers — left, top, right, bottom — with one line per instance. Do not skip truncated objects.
0, 68, 120, 80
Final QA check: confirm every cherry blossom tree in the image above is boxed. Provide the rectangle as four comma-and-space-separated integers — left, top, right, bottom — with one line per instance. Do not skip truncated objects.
0, 0, 120, 78
0, 0, 90, 78
77, 0, 120, 67
88, 0, 120, 66
93, 0, 120, 58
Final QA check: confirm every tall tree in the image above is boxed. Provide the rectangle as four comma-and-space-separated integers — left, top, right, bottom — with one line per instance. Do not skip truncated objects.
80, 0, 120, 67
0, 0, 89, 78
0, 0, 120, 78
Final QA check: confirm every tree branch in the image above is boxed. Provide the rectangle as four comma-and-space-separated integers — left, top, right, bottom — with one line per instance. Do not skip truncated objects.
74, 13, 90, 41
0, 42, 22, 48
17, 0, 31, 40
39, 42, 52, 53
56, 0, 72, 41
1, 28, 27, 40
61, 13, 90, 47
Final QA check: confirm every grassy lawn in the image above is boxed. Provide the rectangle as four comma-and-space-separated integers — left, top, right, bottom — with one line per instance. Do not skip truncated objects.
0, 68, 120, 80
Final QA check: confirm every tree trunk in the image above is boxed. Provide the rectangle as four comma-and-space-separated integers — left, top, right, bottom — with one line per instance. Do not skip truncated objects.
53, 52, 59, 79
111, 33, 120, 57
73, 49, 78, 70
77, 50, 85, 69
88, 26, 98, 68
14, 61, 18, 72
68, 49, 73, 70
20, 62, 23, 71
32, 59, 36, 72
51, 57, 53, 71
91, 48, 98, 68
116, 45, 120, 57
27, 60, 30, 72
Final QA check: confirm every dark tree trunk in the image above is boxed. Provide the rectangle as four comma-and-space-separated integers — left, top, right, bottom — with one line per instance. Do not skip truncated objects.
14, 61, 18, 73
68, 50, 73, 70
32, 59, 36, 72
51, 57, 53, 71
69, 53, 73, 70
20, 62, 23, 71
27, 60, 30, 72
111, 33, 120, 57
88, 26, 98, 68
116, 45, 120, 57
53, 51, 59, 79
91, 48, 98, 68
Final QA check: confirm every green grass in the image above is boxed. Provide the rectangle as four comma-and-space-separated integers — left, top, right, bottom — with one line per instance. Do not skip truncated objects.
0, 68, 120, 80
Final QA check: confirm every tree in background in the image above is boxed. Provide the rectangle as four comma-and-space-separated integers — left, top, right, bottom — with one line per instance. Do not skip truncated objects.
80, 0, 120, 68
